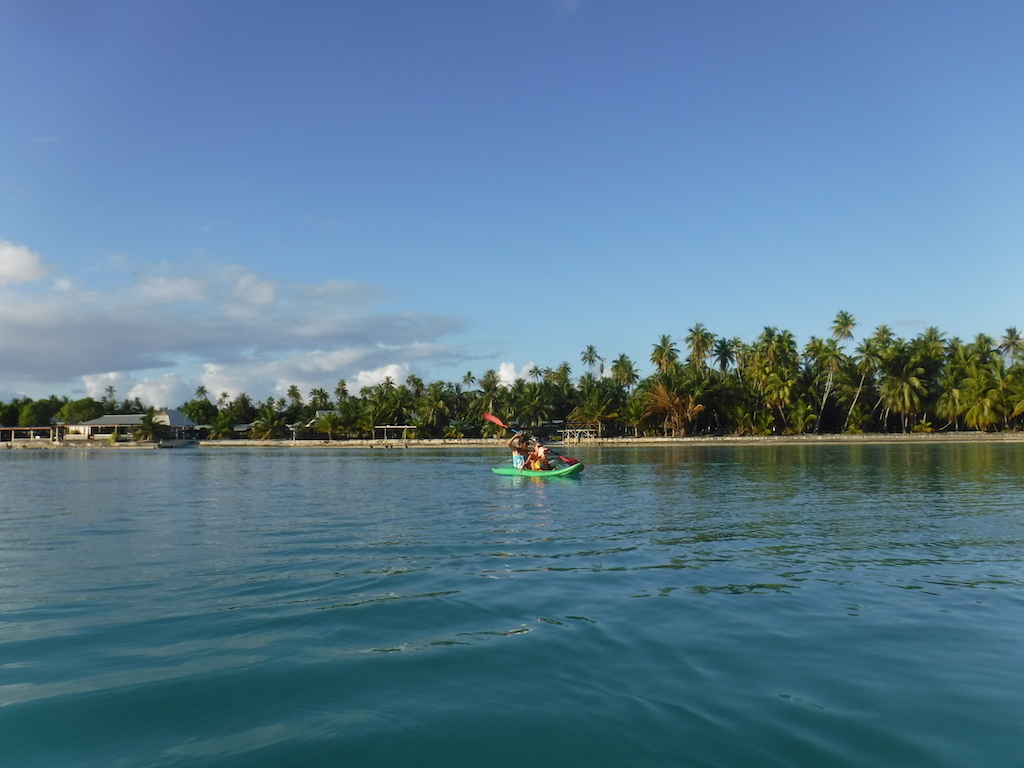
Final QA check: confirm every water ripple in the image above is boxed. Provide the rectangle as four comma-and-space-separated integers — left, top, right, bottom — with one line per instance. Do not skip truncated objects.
2, 445, 1023, 767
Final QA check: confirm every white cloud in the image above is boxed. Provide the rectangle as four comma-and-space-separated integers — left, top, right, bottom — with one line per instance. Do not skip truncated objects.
199, 364, 254, 403
231, 271, 275, 305
135, 276, 207, 303
191, 345, 454, 402
497, 361, 535, 387
128, 375, 190, 410
355, 364, 409, 390
0, 240, 47, 286
0, 244, 467, 401
83, 372, 135, 399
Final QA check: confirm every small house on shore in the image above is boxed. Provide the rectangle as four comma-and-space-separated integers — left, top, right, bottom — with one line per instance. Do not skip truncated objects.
68, 409, 199, 441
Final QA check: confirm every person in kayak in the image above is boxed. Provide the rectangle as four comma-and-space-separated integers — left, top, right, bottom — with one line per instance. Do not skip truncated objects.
507, 432, 530, 469
523, 441, 554, 472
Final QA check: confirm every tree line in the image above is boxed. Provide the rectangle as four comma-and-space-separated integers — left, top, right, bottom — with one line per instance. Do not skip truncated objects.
0, 389, 145, 433
4, 313, 1023, 439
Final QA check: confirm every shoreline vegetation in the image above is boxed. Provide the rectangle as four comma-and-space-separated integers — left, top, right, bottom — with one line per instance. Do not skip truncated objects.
208, 432, 1024, 446
3, 313, 1023, 445
7, 432, 1024, 451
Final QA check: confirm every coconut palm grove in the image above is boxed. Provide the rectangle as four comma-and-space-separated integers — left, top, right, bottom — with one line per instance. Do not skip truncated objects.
4, 313, 1023, 439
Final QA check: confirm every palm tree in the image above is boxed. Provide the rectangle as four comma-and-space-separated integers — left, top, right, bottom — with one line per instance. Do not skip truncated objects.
745, 327, 800, 432
962, 357, 1012, 432
405, 374, 425, 399
475, 368, 502, 407
610, 354, 640, 391
968, 334, 999, 366
132, 410, 165, 443
231, 393, 256, 423
474, 369, 504, 423
446, 382, 471, 424
576, 371, 600, 398
513, 381, 554, 428
827, 311, 857, 425
844, 338, 881, 432
789, 398, 817, 434
194, 385, 209, 401
413, 382, 451, 437
334, 379, 348, 404
645, 378, 684, 436
619, 389, 649, 437
581, 346, 599, 374
644, 366, 706, 436
312, 410, 344, 441
101, 385, 117, 412
712, 337, 739, 373
309, 388, 332, 411
864, 327, 899, 429
830, 310, 856, 345
685, 323, 715, 370
1010, 380, 1024, 427
752, 327, 798, 376
999, 327, 1022, 363
774, 330, 799, 368
568, 390, 619, 437
335, 396, 363, 437
359, 377, 405, 432
763, 371, 795, 432
963, 389, 999, 432
935, 378, 966, 431
551, 362, 572, 387
808, 337, 844, 433
879, 354, 927, 432
651, 335, 679, 373
208, 410, 236, 440
250, 405, 288, 440
916, 326, 947, 362
444, 420, 469, 439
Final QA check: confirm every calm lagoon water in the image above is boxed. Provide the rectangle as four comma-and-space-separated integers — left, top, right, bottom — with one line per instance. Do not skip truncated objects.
2, 443, 1023, 767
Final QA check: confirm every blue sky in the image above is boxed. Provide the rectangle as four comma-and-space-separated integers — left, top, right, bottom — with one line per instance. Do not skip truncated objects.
2, 0, 1023, 406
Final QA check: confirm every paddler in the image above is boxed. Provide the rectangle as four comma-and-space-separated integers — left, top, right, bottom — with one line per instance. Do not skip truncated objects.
523, 440, 554, 472
507, 431, 530, 469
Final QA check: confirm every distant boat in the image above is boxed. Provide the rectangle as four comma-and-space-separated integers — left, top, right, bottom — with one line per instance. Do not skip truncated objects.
158, 439, 199, 449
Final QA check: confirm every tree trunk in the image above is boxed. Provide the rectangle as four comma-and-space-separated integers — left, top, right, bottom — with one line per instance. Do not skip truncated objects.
816, 369, 834, 434
843, 373, 866, 432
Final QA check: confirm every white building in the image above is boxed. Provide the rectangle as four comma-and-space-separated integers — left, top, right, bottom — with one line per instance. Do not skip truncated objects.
68, 409, 198, 441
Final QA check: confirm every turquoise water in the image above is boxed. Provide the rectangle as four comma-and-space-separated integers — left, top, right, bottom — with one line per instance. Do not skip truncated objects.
2, 443, 1023, 767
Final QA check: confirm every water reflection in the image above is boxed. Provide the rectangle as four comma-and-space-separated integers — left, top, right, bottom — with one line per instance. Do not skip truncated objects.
2, 444, 1023, 768
556, 442, 1024, 595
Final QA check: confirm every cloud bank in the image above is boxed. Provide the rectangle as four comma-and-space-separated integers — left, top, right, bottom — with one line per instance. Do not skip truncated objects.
0, 242, 466, 405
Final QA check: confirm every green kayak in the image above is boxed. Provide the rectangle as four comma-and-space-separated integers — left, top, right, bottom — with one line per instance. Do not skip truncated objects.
492, 462, 584, 477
